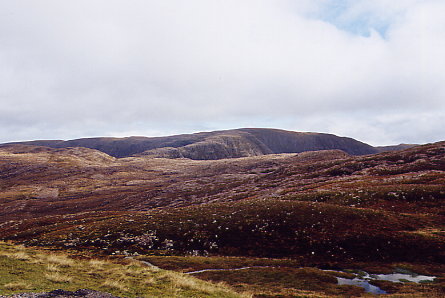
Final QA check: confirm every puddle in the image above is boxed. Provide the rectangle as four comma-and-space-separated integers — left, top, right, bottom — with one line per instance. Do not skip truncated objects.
187, 266, 436, 295
337, 277, 387, 294
336, 270, 436, 295
371, 273, 435, 283
185, 266, 273, 274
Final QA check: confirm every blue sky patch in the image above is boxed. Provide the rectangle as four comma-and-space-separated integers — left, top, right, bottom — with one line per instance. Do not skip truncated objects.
311, 0, 391, 37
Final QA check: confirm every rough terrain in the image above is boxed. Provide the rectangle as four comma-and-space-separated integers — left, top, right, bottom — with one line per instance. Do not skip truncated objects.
0, 136, 444, 297
2, 128, 380, 159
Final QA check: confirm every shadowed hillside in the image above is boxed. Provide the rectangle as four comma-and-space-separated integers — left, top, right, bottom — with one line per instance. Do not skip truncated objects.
1, 128, 379, 159
0, 139, 444, 297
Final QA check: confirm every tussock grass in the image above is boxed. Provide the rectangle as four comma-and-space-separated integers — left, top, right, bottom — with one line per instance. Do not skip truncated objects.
45, 254, 75, 267
44, 272, 73, 283
0, 241, 242, 297
46, 264, 60, 272
141, 276, 155, 285
162, 271, 252, 297
88, 259, 107, 269
3, 282, 31, 291
165, 271, 201, 290
102, 279, 128, 291
124, 266, 143, 277
8, 251, 31, 260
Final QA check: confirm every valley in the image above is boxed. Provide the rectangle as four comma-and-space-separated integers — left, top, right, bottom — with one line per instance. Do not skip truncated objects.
0, 131, 444, 297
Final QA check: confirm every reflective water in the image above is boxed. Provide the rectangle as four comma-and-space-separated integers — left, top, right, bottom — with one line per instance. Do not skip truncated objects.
336, 270, 436, 295
185, 266, 272, 274
170, 262, 437, 295
337, 277, 387, 294
372, 273, 436, 283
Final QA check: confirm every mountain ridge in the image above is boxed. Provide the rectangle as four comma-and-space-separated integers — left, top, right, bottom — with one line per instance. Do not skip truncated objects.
0, 138, 444, 297
1, 128, 405, 160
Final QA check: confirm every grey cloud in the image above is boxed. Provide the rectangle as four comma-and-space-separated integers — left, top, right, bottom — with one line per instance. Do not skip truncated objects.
0, 0, 443, 144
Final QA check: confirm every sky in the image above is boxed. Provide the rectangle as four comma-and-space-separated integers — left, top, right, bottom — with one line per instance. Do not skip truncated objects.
0, 0, 444, 146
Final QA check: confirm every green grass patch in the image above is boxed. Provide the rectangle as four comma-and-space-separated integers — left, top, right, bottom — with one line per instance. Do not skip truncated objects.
0, 242, 244, 297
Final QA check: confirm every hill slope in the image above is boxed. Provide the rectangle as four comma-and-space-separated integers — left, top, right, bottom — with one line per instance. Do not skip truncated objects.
0, 141, 443, 263
0, 242, 242, 297
1, 128, 378, 159
0, 140, 444, 297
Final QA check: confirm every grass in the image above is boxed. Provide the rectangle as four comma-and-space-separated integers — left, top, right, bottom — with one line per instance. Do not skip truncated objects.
190, 267, 365, 297
46, 263, 60, 272
138, 255, 302, 272
1, 141, 444, 297
3, 282, 31, 291
9, 251, 31, 261
45, 254, 76, 267
0, 241, 245, 297
135, 255, 445, 297
102, 279, 128, 291
2, 142, 444, 266
44, 272, 73, 283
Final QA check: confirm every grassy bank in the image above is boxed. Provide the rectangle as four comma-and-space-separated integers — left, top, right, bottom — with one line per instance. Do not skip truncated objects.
0, 242, 245, 297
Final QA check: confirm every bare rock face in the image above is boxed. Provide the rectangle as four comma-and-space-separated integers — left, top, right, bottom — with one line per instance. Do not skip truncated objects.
141, 133, 269, 159
1, 128, 379, 160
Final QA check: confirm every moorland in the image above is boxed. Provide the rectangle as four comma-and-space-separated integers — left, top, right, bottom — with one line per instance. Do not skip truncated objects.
0, 129, 444, 297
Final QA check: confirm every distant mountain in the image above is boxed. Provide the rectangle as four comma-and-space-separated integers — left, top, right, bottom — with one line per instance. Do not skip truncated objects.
375, 143, 418, 153
0, 137, 443, 266
1, 128, 382, 159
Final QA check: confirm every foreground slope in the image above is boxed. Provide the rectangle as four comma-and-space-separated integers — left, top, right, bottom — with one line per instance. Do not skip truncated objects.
0, 242, 242, 297
1, 128, 378, 159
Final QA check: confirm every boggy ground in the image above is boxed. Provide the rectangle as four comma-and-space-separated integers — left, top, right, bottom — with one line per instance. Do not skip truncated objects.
137, 255, 445, 297
0, 142, 444, 296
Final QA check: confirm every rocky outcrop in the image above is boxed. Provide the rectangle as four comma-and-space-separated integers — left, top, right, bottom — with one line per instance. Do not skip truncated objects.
1, 128, 380, 160
140, 133, 269, 159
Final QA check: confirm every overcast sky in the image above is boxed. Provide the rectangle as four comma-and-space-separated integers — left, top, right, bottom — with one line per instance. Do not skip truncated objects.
0, 0, 444, 145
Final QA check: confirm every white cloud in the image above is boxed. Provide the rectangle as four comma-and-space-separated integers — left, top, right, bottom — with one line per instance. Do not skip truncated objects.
0, 0, 443, 145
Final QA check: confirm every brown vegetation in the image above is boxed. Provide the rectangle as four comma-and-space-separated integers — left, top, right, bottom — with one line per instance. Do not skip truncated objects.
0, 139, 444, 297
